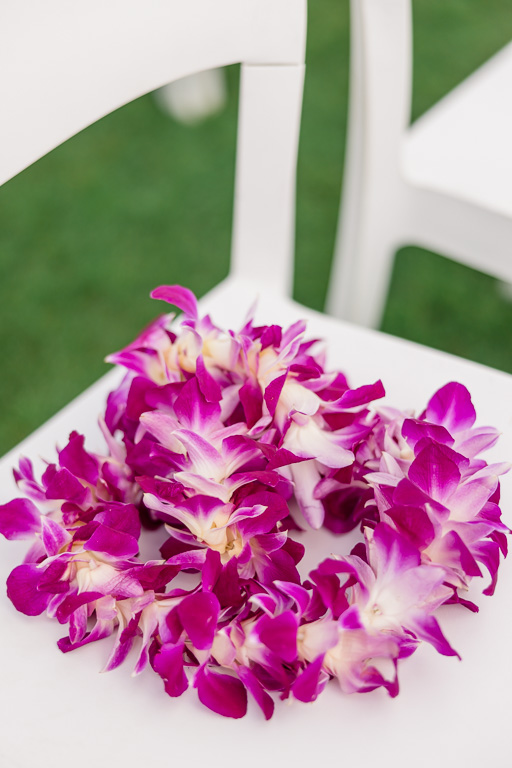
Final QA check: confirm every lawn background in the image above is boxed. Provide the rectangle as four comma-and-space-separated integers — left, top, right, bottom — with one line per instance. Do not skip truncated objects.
0, 0, 511, 453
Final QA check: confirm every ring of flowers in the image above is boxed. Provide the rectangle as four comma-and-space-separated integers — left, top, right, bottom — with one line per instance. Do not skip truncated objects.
1, 285, 508, 719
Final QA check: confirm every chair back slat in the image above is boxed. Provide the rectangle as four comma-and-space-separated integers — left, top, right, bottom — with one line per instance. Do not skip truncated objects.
231, 64, 305, 295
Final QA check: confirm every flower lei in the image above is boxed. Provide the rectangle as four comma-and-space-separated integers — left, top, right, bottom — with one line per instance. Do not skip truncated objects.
1, 285, 509, 720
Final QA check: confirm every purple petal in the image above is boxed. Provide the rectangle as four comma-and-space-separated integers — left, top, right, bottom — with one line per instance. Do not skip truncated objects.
38, 559, 69, 593
266, 447, 308, 471
332, 380, 385, 409
385, 505, 436, 550
370, 523, 421, 577
260, 324, 282, 349
153, 643, 189, 697
455, 426, 500, 459
159, 536, 200, 560
292, 655, 328, 702
126, 376, 159, 421
273, 581, 311, 615
41, 516, 70, 556
0, 498, 41, 540
126, 562, 179, 591
407, 611, 460, 658
85, 524, 139, 558
106, 349, 159, 380
94, 504, 141, 540
177, 592, 220, 650
6, 564, 52, 616
424, 382, 476, 432
252, 543, 302, 585
195, 666, 247, 719
57, 616, 115, 653
435, 530, 482, 580
264, 372, 288, 418
258, 611, 298, 663
166, 550, 207, 569
235, 492, 289, 537
240, 379, 263, 428
196, 357, 222, 403
45, 468, 88, 504
55, 591, 104, 623
69, 604, 88, 644
201, 549, 222, 591
339, 605, 365, 630
237, 666, 274, 720
162, 607, 183, 645
104, 619, 139, 671
150, 285, 198, 318
58, 432, 99, 485
282, 536, 306, 566
173, 377, 221, 430
313, 563, 363, 616
138, 411, 181, 451
212, 558, 243, 609
474, 539, 501, 596
402, 419, 454, 449
408, 442, 461, 503
291, 460, 326, 529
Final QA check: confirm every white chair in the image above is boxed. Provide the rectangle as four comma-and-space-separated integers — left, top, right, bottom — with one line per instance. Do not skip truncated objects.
326, 0, 512, 329
1, 2, 511, 766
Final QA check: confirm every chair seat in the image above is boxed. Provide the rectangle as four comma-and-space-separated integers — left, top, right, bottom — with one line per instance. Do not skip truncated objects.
403, 42, 512, 217
1, 282, 511, 765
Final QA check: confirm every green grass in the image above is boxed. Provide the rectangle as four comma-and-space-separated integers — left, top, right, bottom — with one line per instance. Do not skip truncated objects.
0, 0, 511, 453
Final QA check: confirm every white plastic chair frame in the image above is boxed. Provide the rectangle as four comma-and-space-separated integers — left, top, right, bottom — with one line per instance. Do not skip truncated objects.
327, 0, 512, 328
0, 0, 306, 464
1, 1, 512, 765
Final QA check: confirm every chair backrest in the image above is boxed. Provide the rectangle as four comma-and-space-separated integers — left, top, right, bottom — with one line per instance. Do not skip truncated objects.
0, 0, 307, 295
